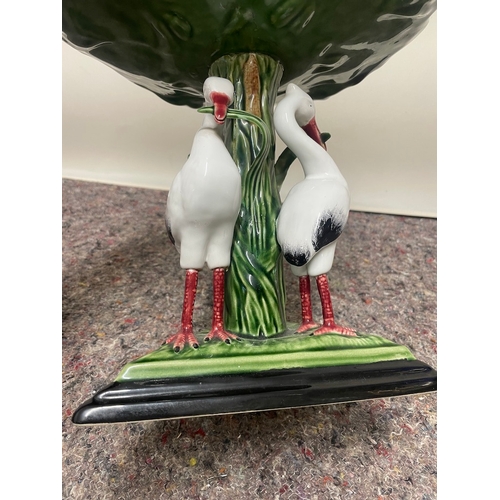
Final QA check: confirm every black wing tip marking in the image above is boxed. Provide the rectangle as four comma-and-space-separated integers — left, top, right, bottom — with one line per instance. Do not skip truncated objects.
312, 211, 346, 252
284, 250, 310, 267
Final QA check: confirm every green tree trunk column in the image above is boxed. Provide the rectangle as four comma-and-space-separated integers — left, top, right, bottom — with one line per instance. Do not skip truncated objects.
210, 53, 286, 338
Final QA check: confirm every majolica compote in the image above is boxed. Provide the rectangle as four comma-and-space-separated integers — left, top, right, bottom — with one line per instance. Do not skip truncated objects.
63, 0, 437, 424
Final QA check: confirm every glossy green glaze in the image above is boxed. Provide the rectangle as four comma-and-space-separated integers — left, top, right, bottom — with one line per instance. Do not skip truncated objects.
63, 1, 436, 340
62, 0, 436, 108
210, 54, 286, 337
116, 331, 416, 380
65, 3, 436, 411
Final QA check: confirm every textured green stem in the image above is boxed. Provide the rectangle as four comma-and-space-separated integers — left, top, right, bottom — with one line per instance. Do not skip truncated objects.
198, 107, 271, 162
209, 53, 286, 337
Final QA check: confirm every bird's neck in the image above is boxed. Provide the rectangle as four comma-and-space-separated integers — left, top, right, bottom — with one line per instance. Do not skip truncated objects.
274, 100, 341, 179
201, 114, 219, 130
201, 113, 223, 134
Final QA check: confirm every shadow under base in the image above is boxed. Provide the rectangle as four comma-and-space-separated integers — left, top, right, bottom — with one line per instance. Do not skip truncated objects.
72, 332, 437, 424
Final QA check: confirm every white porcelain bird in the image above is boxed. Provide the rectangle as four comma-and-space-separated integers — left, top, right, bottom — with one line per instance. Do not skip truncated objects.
274, 83, 356, 336
165, 76, 241, 351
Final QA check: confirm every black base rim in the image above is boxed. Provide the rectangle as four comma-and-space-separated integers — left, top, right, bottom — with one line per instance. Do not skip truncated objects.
72, 359, 437, 425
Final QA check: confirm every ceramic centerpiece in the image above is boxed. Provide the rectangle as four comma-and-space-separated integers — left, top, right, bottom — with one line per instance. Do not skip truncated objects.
63, 0, 437, 424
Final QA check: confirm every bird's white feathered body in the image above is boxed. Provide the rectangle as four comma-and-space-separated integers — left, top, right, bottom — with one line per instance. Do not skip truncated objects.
277, 175, 349, 277
274, 83, 355, 336
166, 76, 241, 271
274, 84, 350, 277
164, 76, 241, 351
166, 122, 241, 270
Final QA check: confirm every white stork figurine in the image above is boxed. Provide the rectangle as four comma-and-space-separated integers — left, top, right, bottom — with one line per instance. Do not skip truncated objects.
274, 83, 356, 336
165, 76, 240, 352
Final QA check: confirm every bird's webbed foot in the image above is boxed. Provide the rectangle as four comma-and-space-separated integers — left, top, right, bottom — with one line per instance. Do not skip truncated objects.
296, 320, 320, 333
204, 327, 239, 344
312, 320, 357, 337
164, 330, 200, 352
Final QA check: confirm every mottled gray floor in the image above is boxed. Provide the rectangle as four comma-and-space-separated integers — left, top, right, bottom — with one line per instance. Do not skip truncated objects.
62, 179, 437, 500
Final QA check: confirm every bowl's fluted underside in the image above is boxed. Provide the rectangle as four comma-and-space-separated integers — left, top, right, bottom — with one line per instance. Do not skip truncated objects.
63, 0, 436, 107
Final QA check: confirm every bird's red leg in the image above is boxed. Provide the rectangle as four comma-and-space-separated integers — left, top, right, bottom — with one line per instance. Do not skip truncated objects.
205, 268, 238, 343
165, 269, 200, 352
313, 274, 356, 336
296, 276, 320, 333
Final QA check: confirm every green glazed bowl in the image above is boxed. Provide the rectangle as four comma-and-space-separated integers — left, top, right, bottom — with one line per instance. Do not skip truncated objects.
62, 0, 436, 108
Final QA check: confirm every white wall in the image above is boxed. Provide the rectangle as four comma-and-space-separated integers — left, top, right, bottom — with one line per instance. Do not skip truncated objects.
62, 14, 436, 217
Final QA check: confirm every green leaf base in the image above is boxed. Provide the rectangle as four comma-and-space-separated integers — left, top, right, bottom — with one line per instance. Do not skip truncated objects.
116, 329, 416, 381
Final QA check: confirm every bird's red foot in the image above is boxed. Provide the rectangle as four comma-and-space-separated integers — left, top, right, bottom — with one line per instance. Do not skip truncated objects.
204, 327, 239, 344
296, 320, 320, 333
312, 321, 357, 337
164, 330, 200, 352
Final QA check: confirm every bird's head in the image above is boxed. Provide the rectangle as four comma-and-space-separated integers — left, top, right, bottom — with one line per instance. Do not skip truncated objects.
286, 83, 326, 150
203, 77, 234, 125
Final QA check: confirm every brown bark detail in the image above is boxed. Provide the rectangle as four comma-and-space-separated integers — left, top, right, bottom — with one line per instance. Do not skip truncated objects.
243, 54, 261, 117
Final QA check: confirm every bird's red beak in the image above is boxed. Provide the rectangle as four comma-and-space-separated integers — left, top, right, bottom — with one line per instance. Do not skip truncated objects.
210, 92, 231, 124
302, 118, 327, 150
